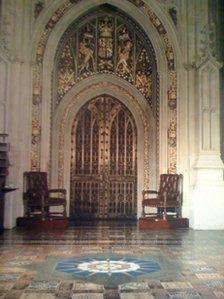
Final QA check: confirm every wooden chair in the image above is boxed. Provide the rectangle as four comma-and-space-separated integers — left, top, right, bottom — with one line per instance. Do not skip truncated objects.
142, 174, 183, 219
23, 171, 67, 219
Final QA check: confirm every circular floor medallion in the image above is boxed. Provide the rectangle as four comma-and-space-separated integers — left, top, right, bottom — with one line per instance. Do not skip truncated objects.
77, 259, 140, 274
55, 256, 161, 281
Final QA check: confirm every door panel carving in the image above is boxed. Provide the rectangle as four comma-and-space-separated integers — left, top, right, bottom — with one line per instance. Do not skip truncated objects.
70, 95, 137, 219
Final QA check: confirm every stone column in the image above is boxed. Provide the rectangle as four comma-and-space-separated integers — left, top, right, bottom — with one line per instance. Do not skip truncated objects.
1, 0, 33, 228
191, 0, 224, 229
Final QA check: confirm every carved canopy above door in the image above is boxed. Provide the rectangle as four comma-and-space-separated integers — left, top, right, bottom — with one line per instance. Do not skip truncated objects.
70, 95, 137, 219
54, 5, 158, 117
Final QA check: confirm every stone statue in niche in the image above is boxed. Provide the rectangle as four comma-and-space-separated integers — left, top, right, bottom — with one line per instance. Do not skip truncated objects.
79, 41, 95, 73
168, 7, 177, 26
34, 1, 44, 19
98, 17, 114, 70
116, 27, 133, 80
78, 25, 96, 75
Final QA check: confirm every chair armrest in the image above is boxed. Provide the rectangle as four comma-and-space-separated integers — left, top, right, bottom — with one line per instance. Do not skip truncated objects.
48, 189, 66, 194
142, 190, 158, 195
23, 191, 45, 204
164, 192, 182, 203
24, 191, 42, 198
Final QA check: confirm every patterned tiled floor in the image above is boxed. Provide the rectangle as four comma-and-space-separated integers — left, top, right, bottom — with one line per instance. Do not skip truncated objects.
0, 222, 224, 298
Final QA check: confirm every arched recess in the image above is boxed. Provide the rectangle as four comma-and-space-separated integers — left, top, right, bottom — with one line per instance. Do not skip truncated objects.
30, 0, 187, 217
51, 75, 156, 218
31, 0, 178, 171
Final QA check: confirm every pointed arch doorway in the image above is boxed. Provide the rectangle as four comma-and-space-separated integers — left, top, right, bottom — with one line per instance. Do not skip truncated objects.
70, 95, 137, 220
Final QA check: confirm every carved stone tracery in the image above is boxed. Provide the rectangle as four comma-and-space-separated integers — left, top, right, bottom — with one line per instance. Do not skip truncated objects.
54, 8, 157, 115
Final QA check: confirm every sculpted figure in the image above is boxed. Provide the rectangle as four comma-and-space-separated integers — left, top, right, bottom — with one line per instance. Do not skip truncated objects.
79, 40, 95, 73
116, 40, 133, 78
99, 17, 113, 38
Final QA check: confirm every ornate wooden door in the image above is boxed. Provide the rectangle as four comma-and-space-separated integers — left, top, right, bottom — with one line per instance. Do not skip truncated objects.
70, 95, 137, 219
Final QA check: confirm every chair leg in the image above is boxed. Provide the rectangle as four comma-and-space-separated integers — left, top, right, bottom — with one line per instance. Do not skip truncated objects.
141, 205, 145, 217
63, 204, 66, 218
27, 207, 30, 218
47, 207, 50, 218
178, 207, 182, 218
41, 206, 45, 220
158, 208, 163, 218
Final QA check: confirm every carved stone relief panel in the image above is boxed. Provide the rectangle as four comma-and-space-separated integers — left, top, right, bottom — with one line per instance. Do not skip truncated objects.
54, 7, 158, 116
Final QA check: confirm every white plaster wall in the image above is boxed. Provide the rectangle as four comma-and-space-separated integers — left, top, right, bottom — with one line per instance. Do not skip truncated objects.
0, 58, 8, 133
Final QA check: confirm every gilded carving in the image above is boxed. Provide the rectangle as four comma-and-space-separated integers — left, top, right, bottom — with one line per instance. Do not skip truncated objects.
78, 25, 96, 75
167, 69, 177, 172
33, 64, 42, 104
57, 43, 75, 103
31, 1, 73, 170
127, 4, 180, 174
128, 0, 145, 7
168, 71, 177, 110
136, 48, 152, 99
164, 34, 175, 70
54, 12, 155, 108
116, 27, 133, 81
145, 8, 167, 35
168, 121, 176, 147
98, 17, 114, 70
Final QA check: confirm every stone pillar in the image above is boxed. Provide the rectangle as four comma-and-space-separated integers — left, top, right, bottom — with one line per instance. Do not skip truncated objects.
191, 1, 224, 229
1, 0, 33, 228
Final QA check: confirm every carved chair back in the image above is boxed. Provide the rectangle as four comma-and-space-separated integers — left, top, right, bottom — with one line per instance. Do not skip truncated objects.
158, 174, 183, 203
24, 171, 48, 197
23, 171, 67, 219
141, 173, 183, 218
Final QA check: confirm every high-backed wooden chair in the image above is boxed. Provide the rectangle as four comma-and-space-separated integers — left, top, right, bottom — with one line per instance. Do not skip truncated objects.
142, 174, 183, 219
23, 172, 67, 219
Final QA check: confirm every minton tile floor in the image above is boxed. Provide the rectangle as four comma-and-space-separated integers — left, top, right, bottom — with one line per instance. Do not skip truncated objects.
0, 222, 224, 298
